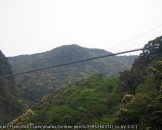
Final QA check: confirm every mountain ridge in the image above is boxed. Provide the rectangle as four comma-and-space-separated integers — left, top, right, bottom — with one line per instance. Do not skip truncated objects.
9, 36, 162, 130
8, 45, 136, 103
8, 44, 110, 58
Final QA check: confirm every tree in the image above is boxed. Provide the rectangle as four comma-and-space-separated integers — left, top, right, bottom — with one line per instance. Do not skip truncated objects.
140, 95, 162, 130
141, 36, 162, 63
119, 69, 144, 95
114, 94, 150, 125
131, 36, 162, 76
149, 60, 162, 93
122, 94, 134, 105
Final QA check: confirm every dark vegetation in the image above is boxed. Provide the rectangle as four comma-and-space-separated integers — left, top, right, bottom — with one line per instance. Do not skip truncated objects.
8, 45, 135, 103
0, 51, 26, 124
9, 36, 162, 130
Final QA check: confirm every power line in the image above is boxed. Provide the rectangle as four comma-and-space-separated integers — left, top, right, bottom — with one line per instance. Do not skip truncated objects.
110, 24, 162, 49
0, 48, 142, 79
11, 24, 162, 67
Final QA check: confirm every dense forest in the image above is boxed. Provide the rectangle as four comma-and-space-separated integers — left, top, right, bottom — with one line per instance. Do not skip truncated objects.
8, 45, 135, 103
8, 36, 162, 130
0, 51, 26, 124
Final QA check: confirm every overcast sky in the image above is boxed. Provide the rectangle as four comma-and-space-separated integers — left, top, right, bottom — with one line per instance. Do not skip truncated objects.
0, 0, 162, 56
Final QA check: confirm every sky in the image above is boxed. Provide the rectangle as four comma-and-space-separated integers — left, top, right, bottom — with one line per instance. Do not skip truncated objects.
0, 0, 162, 56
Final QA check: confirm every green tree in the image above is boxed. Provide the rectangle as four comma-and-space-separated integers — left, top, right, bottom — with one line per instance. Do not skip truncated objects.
131, 36, 162, 76
140, 95, 162, 130
122, 94, 134, 105
119, 70, 144, 95
149, 60, 162, 92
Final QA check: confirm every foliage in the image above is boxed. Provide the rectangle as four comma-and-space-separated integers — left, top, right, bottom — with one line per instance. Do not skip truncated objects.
0, 50, 26, 124
10, 75, 121, 127
122, 94, 134, 104
140, 95, 162, 130
6, 36, 162, 130
8, 45, 136, 103
114, 36, 162, 130
119, 70, 144, 95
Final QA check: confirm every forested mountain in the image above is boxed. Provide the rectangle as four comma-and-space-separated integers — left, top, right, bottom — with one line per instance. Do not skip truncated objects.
0, 51, 25, 124
10, 36, 162, 130
8, 45, 136, 103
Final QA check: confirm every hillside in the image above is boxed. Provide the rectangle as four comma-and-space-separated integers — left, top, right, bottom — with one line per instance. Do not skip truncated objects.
10, 36, 162, 130
9, 75, 121, 127
8, 45, 136, 103
0, 51, 25, 124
